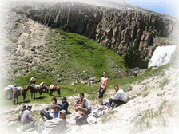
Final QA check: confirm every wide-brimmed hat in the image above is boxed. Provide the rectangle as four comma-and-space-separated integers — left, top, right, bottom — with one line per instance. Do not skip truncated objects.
60, 110, 66, 114
51, 104, 61, 110
27, 104, 32, 108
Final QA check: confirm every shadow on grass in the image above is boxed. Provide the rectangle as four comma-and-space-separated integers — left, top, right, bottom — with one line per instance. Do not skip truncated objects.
35, 96, 46, 99
17, 100, 31, 104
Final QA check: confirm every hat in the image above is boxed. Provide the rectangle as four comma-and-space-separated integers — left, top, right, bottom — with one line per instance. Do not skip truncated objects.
21, 104, 26, 111
27, 104, 32, 108
61, 97, 66, 101
51, 104, 61, 110
60, 110, 66, 114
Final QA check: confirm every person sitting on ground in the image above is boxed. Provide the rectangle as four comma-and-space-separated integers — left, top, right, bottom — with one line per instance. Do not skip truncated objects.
40, 98, 61, 120
98, 71, 109, 105
30, 77, 36, 85
108, 85, 128, 108
59, 97, 69, 113
9, 104, 26, 122
17, 105, 43, 133
21, 104, 36, 124
42, 109, 67, 133
74, 93, 91, 118
59, 110, 67, 124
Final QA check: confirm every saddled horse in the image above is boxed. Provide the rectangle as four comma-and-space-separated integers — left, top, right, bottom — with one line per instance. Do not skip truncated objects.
49, 85, 61, 96
4, 85, 17, 100
4, 87, 13, 100
13, 87, 29, 104
4, 86, 28, 104
26, 82, 47, 99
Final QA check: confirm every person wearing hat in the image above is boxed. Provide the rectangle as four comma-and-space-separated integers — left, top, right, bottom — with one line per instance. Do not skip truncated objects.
40, 97, 57, 118
9, 104, 27, 122
40, 99, 61, 120
49, 104, 62, 119
17, 105, 43, 133
59, 96, 69, 113
21, 104, 36, 124
59, 110, 66, 124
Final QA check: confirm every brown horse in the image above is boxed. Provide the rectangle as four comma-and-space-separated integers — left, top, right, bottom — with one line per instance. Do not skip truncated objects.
49, 85, 61, 96
26, 83, 47, 99
13, 88, 29, 104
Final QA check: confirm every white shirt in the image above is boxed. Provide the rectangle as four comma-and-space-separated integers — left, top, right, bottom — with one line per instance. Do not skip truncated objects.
85, 98, 91, 108
117, 89, 125, 94
112, 89, 127, 102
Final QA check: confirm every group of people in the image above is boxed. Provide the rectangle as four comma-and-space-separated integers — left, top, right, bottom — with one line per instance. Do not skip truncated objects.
9, 72, 129, 132
40, 97, 69, 121
98, 71, 128, 108
9, 97, 69, 133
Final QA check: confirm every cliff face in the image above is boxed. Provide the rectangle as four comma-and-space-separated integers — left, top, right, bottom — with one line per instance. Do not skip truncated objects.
14, 2, 176, 67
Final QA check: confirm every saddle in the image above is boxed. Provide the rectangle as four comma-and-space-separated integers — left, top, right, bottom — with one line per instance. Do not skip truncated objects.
50, 85, 54, 89
14, 87, 22, 95
33, 85, 40, 90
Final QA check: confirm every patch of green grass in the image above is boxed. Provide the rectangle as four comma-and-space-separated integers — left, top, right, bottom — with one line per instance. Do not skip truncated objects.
49, 29, 125, 80
9, 37, 18, 43
109, 64, 170, 92
143, 91, 149, 97
159, 78, 169, 89
24, 57, 32, 63
157, 92, 165, 97
159, 100, 169, 114
101, 110, 117, 124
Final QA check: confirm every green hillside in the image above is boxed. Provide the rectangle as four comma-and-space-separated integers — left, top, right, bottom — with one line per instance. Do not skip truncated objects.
14, 29, 125, 85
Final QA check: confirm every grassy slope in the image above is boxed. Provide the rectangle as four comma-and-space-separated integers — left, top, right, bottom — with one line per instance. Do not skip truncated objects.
4, 29, 126, 105
4, 29, 170, 106
4, 64, 169, 106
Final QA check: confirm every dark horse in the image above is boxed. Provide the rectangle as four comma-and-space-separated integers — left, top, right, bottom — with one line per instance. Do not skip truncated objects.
13, 88, 29, 104
49, 85, 61, 96
26, 83, 47, 99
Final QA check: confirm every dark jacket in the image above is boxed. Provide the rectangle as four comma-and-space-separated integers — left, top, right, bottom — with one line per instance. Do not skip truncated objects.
59, 101, 69, 112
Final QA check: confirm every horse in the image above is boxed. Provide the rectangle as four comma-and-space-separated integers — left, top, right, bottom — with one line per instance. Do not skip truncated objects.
49, 85, 61, 96
26, 82, 47, 99
4, 85, 17, 100
13, 87, 29, 104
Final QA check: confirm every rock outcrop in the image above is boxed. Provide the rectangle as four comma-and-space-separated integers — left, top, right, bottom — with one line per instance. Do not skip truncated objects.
13, 2, 176, 62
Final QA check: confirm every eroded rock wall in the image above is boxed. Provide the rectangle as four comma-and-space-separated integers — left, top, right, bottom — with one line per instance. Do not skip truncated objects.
14, 2, 176, 61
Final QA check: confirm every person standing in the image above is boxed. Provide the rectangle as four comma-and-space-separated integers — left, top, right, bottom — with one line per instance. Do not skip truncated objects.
98, 71, 109, 105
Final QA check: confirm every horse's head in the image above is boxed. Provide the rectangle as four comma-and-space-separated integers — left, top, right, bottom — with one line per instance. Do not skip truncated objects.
40, 82, 46, 89
42, 83, 47, 89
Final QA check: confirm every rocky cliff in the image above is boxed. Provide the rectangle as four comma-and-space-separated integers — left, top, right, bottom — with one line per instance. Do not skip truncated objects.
13, 2, 176, 66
